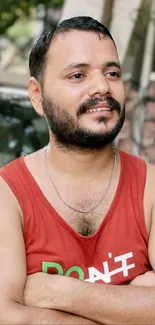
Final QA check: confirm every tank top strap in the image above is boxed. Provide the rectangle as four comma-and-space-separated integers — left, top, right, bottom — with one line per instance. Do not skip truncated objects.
119, 150, 147, 242
119, 150, 147, 198
0, 156, 33, 213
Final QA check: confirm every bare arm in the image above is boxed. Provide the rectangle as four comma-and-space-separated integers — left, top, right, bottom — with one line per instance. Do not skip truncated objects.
0, 177, 99, 324
24, 272, 155, 324
51, 275, 155, 325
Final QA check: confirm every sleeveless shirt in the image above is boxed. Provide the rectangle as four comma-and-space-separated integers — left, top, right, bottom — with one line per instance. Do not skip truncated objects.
0, 150, 151, 284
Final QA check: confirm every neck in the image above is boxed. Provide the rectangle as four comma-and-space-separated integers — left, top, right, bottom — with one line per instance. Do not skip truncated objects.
45, 137, 116, 179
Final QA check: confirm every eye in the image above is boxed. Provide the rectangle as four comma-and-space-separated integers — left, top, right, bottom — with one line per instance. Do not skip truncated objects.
106, 71, 121, 79
69, 73, 85, 80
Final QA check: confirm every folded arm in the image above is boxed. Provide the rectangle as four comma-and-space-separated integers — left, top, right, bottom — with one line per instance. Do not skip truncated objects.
55, 276, 155, 324
24, 271, 155, 325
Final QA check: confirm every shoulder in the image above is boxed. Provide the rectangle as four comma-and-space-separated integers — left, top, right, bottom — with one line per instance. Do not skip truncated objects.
144, 161, 155, 204
118, 152, 155, 235
119, 150, 155, 196
0, 148, 43, 211
119, 149, 146, 165
0, 175, 22, 221
119, 150, 147, 179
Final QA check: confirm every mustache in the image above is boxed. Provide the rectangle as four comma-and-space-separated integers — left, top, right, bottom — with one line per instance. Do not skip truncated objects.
77, 96, 121, 117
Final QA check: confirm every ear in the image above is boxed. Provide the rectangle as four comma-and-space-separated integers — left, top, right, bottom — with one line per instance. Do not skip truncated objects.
28, 77, 44, 116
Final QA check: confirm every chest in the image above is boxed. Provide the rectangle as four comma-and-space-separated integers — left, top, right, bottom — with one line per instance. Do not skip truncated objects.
40, 176, 118, 236
26, 212, 151, 283
25, 190, 151, 283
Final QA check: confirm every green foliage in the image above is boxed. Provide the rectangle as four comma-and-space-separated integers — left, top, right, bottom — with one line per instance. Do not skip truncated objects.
0, 0, 64, 35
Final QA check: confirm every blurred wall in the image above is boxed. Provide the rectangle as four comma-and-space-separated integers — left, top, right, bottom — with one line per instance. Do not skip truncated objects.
110, 0, 142, 63
60, 0, 105, 21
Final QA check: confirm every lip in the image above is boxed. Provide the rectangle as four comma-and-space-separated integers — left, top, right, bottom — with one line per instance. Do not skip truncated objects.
86, 102, 112, 111
85, 110, 113, 119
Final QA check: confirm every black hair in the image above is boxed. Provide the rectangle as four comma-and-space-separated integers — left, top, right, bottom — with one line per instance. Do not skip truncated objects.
29, 16, 116, 82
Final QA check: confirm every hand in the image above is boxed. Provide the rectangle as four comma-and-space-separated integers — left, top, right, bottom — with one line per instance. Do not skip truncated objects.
130, 271, 155, 286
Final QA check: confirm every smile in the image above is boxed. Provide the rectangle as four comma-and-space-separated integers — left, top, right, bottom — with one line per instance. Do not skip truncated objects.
86, 108, 111, 113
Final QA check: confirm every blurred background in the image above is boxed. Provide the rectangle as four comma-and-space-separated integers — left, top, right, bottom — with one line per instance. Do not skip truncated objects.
0, 0, 155, 167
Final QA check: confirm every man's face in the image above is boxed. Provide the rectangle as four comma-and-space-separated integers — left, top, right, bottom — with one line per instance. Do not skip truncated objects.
42, 30, 125, 150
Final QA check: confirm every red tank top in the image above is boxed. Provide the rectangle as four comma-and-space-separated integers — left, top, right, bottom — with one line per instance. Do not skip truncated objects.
0, 150, 151, 284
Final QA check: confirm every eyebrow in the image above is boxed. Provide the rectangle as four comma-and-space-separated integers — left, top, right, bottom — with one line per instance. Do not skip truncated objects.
62, 61, 121, 72
106, 61, 121, 70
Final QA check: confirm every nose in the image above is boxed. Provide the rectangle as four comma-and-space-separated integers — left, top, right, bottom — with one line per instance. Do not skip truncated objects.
87, 72, 112, 98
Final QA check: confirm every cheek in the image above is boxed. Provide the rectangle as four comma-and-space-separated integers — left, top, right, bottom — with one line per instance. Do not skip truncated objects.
49, 82, 84, 110
113, 84, 125, 107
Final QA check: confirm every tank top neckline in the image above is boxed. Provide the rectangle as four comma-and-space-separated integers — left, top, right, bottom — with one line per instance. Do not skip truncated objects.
19, 150, 125, 242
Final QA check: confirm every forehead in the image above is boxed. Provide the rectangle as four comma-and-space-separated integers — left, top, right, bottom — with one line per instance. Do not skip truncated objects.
46, 30, 119, 71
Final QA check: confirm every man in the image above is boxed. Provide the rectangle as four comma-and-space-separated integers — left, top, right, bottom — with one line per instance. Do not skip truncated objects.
0, 16, 155, 324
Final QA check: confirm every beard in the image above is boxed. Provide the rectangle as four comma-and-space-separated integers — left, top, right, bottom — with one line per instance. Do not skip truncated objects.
42, 95, 125, 151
